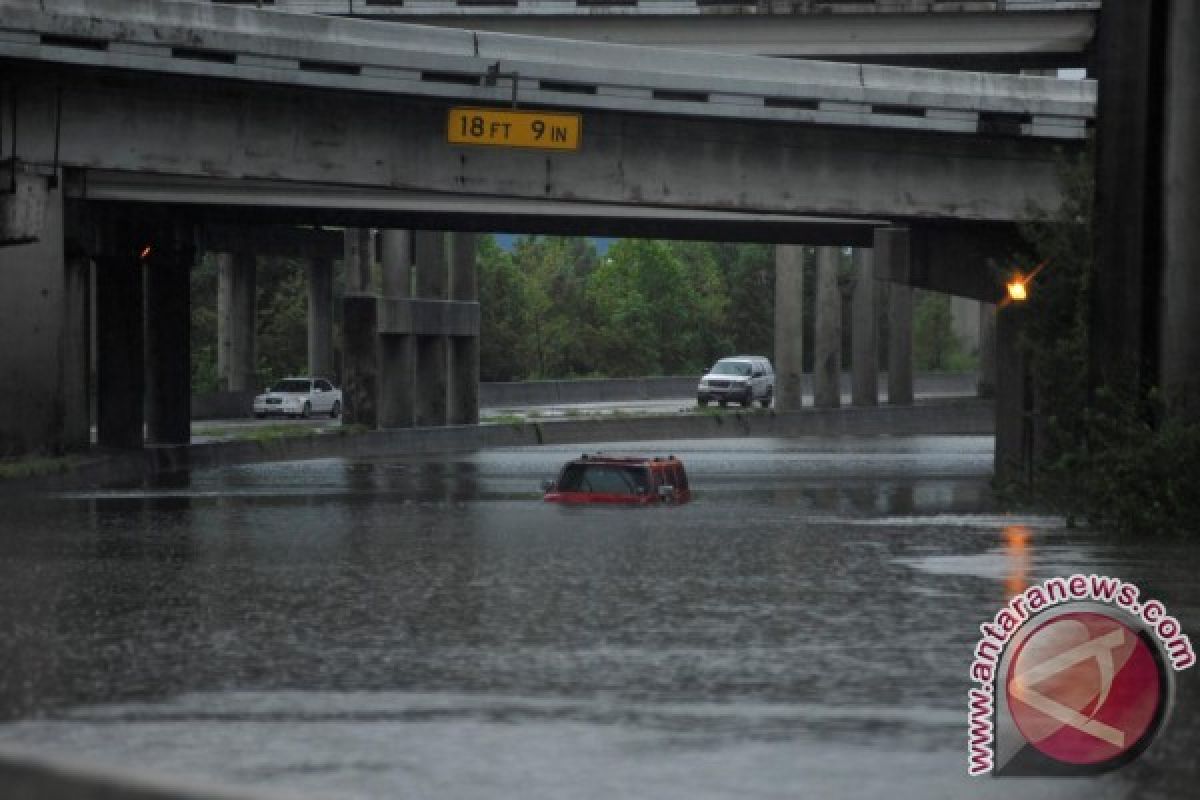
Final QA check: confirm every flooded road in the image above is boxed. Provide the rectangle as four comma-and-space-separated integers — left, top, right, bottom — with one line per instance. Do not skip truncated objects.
0, 436, 1197, 798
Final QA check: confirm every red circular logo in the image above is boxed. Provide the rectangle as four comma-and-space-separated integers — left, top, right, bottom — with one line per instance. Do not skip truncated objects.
1006, 611, 1164, 766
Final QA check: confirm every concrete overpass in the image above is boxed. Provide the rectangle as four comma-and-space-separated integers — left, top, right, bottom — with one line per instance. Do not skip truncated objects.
276, 0, 1100, 70
0, 0, 1094, 458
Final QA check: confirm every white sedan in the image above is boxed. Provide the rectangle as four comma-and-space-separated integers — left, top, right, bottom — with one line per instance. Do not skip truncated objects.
253, 377, 342, 419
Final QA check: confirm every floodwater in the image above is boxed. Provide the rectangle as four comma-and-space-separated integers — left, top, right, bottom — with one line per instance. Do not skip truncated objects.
0, 436, 1197, 799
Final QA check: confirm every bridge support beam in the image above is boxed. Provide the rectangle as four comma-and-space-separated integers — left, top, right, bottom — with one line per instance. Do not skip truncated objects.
307, 253, 334, 381
814, 246, 842, 409
1161, 0, 1200, 417
414, 231, 449, 427
774, 245, 806, 411
876, 228, 914, 406
216, 252, 256, 392
978, 302, 997, 399
95, 221, 145, 450
851, 247, 879, 407
994, 306, 1032, 484
145, 223, 192, 445
1091, 0, 1162, 399
379, 229, 415, 429
342, 228, 377, 426
0, 172, 90, 455
448, 232, 479, 426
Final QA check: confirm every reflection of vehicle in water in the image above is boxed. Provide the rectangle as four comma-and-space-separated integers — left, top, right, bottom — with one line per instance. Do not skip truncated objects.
543, 454, 691, 506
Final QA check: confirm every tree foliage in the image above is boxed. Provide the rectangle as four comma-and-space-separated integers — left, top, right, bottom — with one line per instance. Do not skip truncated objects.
1017, 152, 1200, 535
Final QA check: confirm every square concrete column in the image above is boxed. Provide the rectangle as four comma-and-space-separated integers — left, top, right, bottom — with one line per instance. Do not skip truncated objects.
448, 232, 479, 425
0, 173, 90, 455
773, 245, 805, 411
216, 252, 256, 392
307, 254, 334, 380
96, 228, 145, 449
414, 231, 449, 427
814, 246, 842, 409
342, 227, 373, 294
145, 224, 193, 445
62, 245, 92, 450
342, 293, 378, 427
994, 306, 1032, 484
978, 302, 997, 399
851, 247, 879, 407
876, 228, 914, 406
1161, 0, 1200, 417
379, 229, 415, 428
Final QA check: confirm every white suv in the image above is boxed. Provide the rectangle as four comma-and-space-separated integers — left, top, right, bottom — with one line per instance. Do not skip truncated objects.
697, 356, 774, 408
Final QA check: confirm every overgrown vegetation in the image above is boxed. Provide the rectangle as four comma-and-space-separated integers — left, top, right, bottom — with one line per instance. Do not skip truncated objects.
192, 236, 973, 391
1015, 153, 1200, 535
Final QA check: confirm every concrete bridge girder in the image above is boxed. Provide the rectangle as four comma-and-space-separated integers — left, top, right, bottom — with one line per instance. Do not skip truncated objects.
6, 67, 1076, 225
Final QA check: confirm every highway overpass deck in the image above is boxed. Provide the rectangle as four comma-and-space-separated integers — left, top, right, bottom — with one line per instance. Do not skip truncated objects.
0, 0, 1094, 139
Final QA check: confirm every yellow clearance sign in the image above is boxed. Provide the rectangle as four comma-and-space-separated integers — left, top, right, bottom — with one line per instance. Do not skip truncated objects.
447, 108, 581, 151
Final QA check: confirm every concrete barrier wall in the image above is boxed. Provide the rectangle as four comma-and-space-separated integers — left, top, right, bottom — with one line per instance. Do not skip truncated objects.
192, 373, 978, 419
29, 399, 994, 491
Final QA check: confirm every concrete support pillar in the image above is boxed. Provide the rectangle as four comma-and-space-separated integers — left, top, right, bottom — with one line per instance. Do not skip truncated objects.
1091, 0, 1162, 397
343, 227, 372, 293
876, 228, 914, 406
978, 302, 997, 399
888, 286, 914, 406
414, 231, 449, 427
813, 246, 842, 408
95, 228, 144, 449
0, 174, 90, 455
61, 197, 92, 451
145, 226, 192, 445
416, 335, 449, 428
307, 255, 334, 380
379, 229, 415, 429
851, 247, 878, 407
340, 228, 377, 425
342, 294, 378, 427
994, 307, 1032, 484
448, 232, 480, 425
1161, 0, 1200, 417
773, 245, 805, 411
216, 252, 256, 392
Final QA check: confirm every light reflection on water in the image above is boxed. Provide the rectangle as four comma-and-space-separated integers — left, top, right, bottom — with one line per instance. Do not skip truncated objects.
0, 437, 1195, 798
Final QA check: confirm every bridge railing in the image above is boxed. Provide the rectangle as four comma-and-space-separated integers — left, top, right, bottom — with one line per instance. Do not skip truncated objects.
1, 0, 1095, 139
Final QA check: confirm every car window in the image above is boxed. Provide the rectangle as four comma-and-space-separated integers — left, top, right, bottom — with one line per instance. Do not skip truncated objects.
317, 380, 332, 391
711, 361, 752, 377
270, 379, 311, 393
558, 464, 649, 495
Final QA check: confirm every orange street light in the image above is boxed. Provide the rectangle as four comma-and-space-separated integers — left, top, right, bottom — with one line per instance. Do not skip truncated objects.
139, 245, 153, 260
1000, 260, 1049, 306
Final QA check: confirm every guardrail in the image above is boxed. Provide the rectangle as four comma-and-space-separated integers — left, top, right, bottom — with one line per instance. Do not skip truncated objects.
0, 0, 1095, 139
265, 0, 1101, 18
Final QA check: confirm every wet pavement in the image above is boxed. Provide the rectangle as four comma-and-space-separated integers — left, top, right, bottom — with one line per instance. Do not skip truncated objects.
0, 436, 1197, 798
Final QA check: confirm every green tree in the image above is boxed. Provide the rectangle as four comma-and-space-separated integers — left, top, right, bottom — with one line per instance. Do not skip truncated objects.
478, 236, 533, 381
255, 257, 309, 385
586, 240, 728, 376
913, 291, 971, 371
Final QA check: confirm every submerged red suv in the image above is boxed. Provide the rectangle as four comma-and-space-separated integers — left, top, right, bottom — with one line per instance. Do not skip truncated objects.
542, 454, 691, 506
